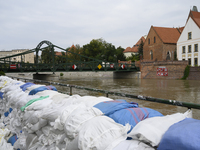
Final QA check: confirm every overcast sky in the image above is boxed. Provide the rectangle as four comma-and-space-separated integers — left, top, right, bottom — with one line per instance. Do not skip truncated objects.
0, 0, 199, 51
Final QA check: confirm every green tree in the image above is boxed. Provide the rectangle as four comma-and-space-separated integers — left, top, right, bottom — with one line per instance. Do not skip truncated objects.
126, 53, 139, 62
115, 46, 126, 62
81, 39, 104, 61
174, 49, 178, 61
81, 38, 126, 62
67, 44, 82, 62
138, 39, 144, 59
41, 47, 54, 63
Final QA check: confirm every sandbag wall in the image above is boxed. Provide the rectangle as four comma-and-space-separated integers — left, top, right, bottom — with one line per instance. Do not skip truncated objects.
0, 76, 198, 150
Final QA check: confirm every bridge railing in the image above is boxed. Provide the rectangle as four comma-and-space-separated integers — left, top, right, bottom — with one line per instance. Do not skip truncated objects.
8, 76, 200, 110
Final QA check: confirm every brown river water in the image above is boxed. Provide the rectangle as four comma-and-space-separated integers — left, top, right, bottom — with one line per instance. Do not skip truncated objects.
54, 77, 200, 120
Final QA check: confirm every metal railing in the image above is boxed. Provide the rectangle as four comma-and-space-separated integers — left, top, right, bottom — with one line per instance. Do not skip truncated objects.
8, 76, 200, 110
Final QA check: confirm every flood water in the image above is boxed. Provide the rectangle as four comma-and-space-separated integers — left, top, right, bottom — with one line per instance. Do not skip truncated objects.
55, 77, 200, 120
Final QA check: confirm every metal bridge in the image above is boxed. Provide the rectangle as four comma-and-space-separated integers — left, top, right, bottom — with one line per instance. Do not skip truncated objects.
0, 40, 139, 73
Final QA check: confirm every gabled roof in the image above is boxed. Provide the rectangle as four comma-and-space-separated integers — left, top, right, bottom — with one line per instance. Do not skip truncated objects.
123, 36, 146, 53
187, 10, 200, 28
153, 26, 181, 44
177, 27, 184, 33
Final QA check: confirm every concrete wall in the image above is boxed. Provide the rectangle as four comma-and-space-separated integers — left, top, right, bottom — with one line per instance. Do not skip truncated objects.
140, 61, 188, 79
6, 71, 141, 80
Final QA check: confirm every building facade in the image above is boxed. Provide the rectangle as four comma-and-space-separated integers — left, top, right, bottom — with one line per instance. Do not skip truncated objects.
143, 26, 181, 61
0, 49, 34, 63
177, 9, 200, 66
123, 36, 146, 58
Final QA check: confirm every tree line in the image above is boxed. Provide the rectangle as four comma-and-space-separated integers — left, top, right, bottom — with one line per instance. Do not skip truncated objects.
41, 38, 143, 64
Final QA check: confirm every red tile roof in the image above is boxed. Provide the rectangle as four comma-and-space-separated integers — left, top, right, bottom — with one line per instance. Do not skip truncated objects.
124, 36, 146, 53
55, 52, 62, 56
153, 26, 181, 44
177, 27, 184, 33
191, 11, 200, 19
188, 11, 200, 28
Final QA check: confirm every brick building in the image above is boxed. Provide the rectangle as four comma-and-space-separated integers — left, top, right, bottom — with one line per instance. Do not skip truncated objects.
123, 36, 146, 58
143, 26, 181, 61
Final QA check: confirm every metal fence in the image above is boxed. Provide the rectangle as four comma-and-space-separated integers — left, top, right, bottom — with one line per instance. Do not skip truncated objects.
8, 76, 200, 110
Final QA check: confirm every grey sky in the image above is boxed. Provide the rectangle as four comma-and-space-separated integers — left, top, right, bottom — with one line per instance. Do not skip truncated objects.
0, 0, 199, 51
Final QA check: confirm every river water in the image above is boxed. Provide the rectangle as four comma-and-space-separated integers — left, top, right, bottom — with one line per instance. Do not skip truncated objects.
55, 77, 200, 120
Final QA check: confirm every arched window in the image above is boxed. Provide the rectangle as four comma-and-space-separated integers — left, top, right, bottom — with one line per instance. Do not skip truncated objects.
150, 50, 153, 60
166, 51, 171, 60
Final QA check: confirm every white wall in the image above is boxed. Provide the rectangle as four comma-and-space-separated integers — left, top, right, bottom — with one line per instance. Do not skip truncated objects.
177, 17, 200, 66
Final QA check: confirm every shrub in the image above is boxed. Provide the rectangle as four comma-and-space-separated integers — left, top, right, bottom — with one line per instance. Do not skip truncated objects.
181, 65, 190, 80
0, 71, 5, 76
60, 73, 64, 76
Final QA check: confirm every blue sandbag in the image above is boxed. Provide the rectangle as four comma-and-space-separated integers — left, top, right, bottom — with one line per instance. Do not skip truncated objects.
0, 92, 3, 99
94, 99, 138, 116
108, 107, 163, 133
29, 85, 57, 95
9, 108, 13, 113
4, 108, 13, 117
8, 135, 18, 146
20, 82, 35, 91
158, 118, 200, 150
4, 111, 9, 117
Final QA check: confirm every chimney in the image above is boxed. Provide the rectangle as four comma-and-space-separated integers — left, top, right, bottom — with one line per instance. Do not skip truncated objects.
192, 6, 198, 12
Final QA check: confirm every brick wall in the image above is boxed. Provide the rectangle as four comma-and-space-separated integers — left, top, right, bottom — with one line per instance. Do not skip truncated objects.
187, 67, 200, 80
143, 27, 176, 61
140, 61, 188, 79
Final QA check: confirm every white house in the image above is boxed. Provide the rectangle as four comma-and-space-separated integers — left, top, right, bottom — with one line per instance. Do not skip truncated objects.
177, 6, 200, 66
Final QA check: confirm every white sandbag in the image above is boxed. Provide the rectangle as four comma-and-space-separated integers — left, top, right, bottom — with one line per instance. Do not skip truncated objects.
15, 95, 40, 109
41, 101, 83, 123
79, 96, 113, 107
25, 97, 53, 111
128, 109, 192, 147
53, 103, 86, 130
26, 133, 38, 149
64, 105, 103, 139
35, 90, 59, 98
0, 128, 13, 150
31, 118, 48, 132
50, 92, 70, 103
66, 136, 79, 150
78, 116, 130, 150
113, 140, 154, 150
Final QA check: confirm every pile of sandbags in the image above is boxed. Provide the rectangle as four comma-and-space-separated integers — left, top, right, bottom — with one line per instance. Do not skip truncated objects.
0, 76, 196, 150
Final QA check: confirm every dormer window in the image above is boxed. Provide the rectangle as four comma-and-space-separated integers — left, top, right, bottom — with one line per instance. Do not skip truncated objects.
188, 32, 192, 40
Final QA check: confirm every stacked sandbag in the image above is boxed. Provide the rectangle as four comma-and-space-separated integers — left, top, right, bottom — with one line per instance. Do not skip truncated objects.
0, 76, 128, 149
127, 109, 192, 148
158, 118, 200, 150
0, 76, 195, 150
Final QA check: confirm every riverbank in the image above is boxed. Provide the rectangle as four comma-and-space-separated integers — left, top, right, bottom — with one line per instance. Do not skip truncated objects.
6, 71, 141, 80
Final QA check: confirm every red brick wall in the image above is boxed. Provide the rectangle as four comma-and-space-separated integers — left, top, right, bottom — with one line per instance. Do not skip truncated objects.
143, 27, 176, 61
187, 67, 200, 80
140, 61, 188, 79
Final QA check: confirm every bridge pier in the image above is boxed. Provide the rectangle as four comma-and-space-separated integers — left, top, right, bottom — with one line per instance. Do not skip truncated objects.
33, 73, 59, 81
113, 71, 141, 79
